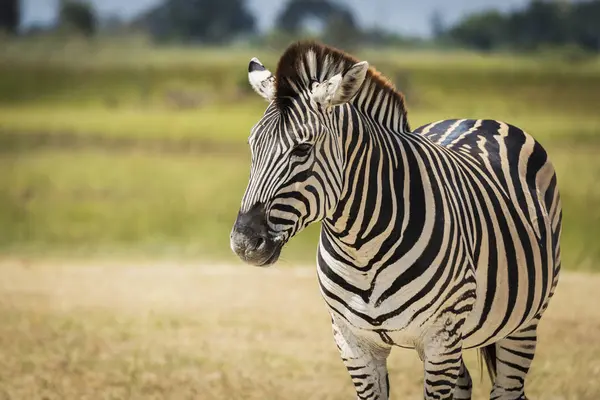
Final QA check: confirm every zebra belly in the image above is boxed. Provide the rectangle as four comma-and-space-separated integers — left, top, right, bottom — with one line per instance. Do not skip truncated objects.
461, 246, 553, 349
329, 308, 425, 351
322, 260, 546, 351
328, 296, 539, 351
461, 304, 536, 349
319, 259, 478, 348
323, 288, 471, 350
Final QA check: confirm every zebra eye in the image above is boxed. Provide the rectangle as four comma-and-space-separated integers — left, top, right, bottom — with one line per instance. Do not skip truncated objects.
290, 143, 312, 158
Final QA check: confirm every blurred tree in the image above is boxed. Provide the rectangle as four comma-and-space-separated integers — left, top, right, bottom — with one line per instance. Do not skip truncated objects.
322, 12, 361, 51
100, 13, 125, 32
506, 0, 571, 50
446, 0, 600, 53
571, 0, 600, 51
275, 0, 360, 50
0, 0, 20, 34
360, 28, 424, 49
448, 10, 507, 51
138, 0, 256, 44
429, 10, 445, 40
59, 0, 97, 36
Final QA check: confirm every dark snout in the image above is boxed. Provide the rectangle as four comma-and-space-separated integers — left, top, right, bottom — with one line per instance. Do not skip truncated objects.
230, 203, 281, 266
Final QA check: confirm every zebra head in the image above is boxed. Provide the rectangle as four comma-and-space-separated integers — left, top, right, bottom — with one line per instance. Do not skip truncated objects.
230, 43, 370, 266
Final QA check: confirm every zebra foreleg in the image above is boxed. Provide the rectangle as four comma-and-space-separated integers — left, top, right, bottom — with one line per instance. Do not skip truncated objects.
453, 358, 473, 400
331, 316, 391, 400
420, 317, 466, 400
489, 319, 539, 400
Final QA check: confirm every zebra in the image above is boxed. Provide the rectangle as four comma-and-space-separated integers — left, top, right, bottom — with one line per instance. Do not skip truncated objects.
230, 41, 562, 400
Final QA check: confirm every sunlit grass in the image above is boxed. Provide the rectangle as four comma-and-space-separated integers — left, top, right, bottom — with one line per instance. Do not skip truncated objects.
0, 261, 598, 399
0, 103, 263, 144
0, 149, 322, 263
0, 143, 597, 271
2, 36, 599, 72
0, 44, 599, 270
1, 40, 599, 400
1, 105, 598, 147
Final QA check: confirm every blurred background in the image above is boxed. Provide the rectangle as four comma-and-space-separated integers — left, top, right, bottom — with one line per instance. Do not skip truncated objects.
0, 1, 599, 399
1, 0, 600, 267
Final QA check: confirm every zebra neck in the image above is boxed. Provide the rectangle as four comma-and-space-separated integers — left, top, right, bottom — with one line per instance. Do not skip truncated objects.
323, 117, 413, 269
350, 80, 411, 134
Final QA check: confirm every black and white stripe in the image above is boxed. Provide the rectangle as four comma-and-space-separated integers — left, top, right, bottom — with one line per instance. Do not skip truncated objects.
233, 41, 562, 400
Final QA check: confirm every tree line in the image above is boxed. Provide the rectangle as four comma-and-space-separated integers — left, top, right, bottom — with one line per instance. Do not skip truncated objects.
1, 0, 599, 54
0, 0, 97, 37
441, 0, 600, 52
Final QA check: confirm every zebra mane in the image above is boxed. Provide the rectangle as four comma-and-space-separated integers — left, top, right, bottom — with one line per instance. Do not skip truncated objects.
274, 41, 409, 127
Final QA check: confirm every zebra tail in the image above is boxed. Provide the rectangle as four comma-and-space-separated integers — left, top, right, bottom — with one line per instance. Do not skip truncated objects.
480, 344, 497, 383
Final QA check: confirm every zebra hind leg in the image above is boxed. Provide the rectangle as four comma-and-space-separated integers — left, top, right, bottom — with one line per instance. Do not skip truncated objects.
488, 319, 539, 400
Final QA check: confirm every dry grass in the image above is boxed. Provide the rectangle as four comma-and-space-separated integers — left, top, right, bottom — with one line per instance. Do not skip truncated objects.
0, 260, 598, 400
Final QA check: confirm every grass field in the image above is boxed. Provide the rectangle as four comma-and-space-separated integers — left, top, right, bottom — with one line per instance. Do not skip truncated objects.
1, 41, 600, 269
0, 259, 599, 400
1, 39, 600, 399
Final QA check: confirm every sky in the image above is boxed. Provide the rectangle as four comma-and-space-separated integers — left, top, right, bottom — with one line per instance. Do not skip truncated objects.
21, 0, 530, 37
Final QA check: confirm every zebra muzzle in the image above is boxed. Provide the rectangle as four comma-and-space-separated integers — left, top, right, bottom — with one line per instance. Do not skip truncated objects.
230, 203, 282, 267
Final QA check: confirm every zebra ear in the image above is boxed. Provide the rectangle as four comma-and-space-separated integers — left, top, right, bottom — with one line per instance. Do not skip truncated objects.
248, 57, 275, 102
312, 61, 369, 107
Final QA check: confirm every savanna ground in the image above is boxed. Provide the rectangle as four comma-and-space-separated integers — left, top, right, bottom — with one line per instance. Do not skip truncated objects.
1, 37, 600, 399
0, 260, 599, 400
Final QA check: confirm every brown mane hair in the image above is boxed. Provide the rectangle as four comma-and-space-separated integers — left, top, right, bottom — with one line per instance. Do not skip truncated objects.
274, 41, 409, 130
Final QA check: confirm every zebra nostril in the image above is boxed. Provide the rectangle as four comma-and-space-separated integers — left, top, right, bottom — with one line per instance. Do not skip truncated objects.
243, 236, 265, 256
255, 237, 265, 251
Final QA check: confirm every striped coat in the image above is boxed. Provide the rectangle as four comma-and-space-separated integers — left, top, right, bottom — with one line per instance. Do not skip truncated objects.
231, 41, 561, 400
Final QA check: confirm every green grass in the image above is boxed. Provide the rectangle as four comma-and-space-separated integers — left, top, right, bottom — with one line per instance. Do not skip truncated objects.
0, 104, 264, 144
0, 149, 245, 258
0, 144, 596, 271
0, 148, 320, 263
0, 41, 599, 270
